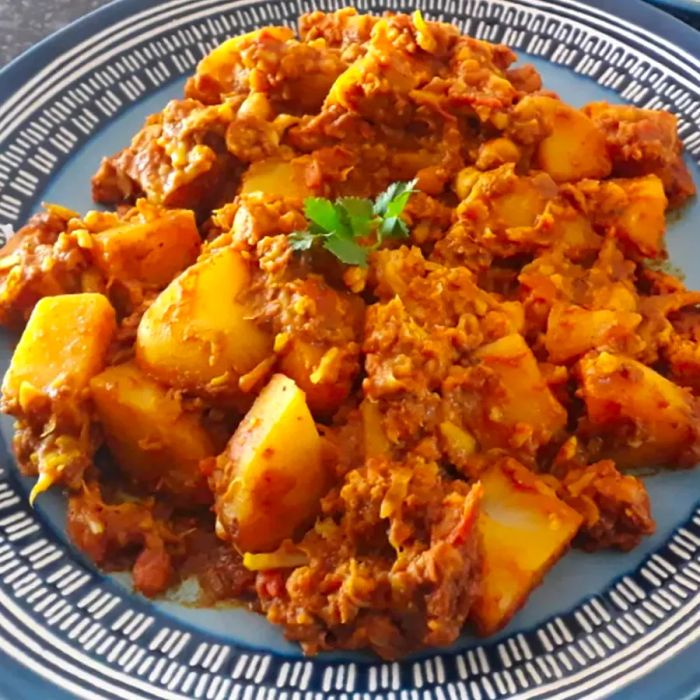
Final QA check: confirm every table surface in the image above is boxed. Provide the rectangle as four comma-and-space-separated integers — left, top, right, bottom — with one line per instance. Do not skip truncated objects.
0, 0, 698, 66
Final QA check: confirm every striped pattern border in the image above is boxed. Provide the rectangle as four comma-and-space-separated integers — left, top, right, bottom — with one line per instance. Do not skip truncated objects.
0, 0, 698, 698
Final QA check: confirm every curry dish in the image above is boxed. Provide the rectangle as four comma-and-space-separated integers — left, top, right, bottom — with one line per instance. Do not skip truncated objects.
0, 8, 699, 659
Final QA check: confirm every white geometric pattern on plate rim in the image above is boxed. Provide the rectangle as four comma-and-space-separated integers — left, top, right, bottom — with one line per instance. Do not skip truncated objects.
0, 0, 698, 698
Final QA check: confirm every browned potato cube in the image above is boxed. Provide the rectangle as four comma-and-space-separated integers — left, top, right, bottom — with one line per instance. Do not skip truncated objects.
89, 209, 200, 288
136, 247, 273, 399
213, 374, 326, 552
578, 352, 700, 469
193, 28, 294, 91
241, 158, 312, 199
545, 303, 642, 363
470, 333, 567, 451
1, 294, 117, 498
3, 293, 116, 400
471, 458, 582, 635
516, 96, 612, 182
613, 175, 668, 258
91, 362, 215, 502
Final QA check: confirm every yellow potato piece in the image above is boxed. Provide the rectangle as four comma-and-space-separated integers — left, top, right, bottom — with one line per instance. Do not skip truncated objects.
613, 175, 668, 258
545, 304, 642, 363
90, 209, 200, 287
439, 421, 477, 461
2, 293, 116, 400
519, 95, 612, 182
579, 352, 697, 469
196, 27, 293, 85
91, 362, 215, 502
136, 247, 272, 397
325, 54, 373, 111
2, 293, 116, 501
215, 374, 325, 553
241, 158, 312, 199
473, 333, 567, 449
471, 459, 582, 635
491, 176, 551, 229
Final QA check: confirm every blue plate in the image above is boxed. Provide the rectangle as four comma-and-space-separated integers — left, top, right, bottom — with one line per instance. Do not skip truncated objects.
1, 0, 700, 698
647, 0, 700, 16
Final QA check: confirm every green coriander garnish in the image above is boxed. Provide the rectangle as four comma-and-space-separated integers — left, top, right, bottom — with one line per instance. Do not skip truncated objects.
288, 179, 417, 268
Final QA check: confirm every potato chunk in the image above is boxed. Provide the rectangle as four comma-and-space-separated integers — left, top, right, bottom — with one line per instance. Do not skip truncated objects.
517, 96, 611, 182
278, 338, 354, 416
470, 458, 582, 634
89, 209, 200, 288
136, 247, 272, 398
1, 294, 116, 498
470, 334, 567, 451
194, 28, 294, 90
612, 175, 667, 258
91, 362, 215, 502
3, 293, 116, 400
578, 352, 700, 469
241, 158, 312, 199
545, 303, 642, 363
213, 374, 326, 552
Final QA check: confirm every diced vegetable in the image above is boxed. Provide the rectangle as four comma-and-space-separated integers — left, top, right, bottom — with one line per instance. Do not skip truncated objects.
279, 338, 351, 415
136, 247, 272, 398
578, 352, 699, 469
89, 209, 200, 287
545, 303, 642, 363
90, 362, 215, 502
241, 158, 312, 199
613, 175, 668, 258
517, 96, 612, 182
214, 374, 326, 552
490, 173, 552, 229
439, 421, 477, 465
194, 27, 293, 87
2, 293, 116, 399
551, 209, 602, 257
471, 333, 567, 450
457, 166, 555, 232
470, 458, 582, 634
1, 294, 117, 499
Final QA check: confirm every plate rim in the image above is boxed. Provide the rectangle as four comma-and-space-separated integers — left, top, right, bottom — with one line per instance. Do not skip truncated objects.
648, 0, 700, 16
0, 1, 700, 699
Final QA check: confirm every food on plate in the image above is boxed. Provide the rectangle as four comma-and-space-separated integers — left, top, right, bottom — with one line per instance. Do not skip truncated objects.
211, 373, 327, 552
135, 246, 273, 399
1, 294, 116, 500
470, 458, 582, 635
0, 7, 698, 659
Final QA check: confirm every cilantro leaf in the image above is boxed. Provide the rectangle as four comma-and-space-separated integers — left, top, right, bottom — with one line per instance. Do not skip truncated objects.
336, 197, 375, 237
304, 198, 342, 234
380, 216, 410, 240
373, 179, 417, 218
288, 180, 417, 268
336, 197, 374, 220
322, 235, 369, 267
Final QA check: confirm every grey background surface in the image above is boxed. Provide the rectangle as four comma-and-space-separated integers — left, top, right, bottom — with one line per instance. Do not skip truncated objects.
0, 0, 698, 67
0, 0, 108, 66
